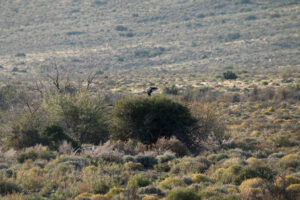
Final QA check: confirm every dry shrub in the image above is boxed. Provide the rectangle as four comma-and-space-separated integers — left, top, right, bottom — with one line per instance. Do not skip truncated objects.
188, 102, 226, 152
58, 140, 74, 154
158, 177, 186, 190
79, 142, 124, 161
154, 137, 189, 157
239, 178, 271, 200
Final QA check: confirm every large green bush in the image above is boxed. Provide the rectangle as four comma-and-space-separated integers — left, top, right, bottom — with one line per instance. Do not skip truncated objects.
111, 96, 197, 144
41, 125, 79, 150
45, 92, 109, 145
9, 124, 41, 150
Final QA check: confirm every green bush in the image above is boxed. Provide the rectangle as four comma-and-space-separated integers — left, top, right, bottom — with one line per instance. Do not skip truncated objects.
9, 125, 41, 150
157, 152, 176, 163
128, 175, 152, 187
223, 71, 238, 80
17, 149, 56, 163
135, 154, 158, 169
112, 96, 197, 145
159, 177, 186, 190
41, 125, 79, 150
154, 162, 171, 172
47, 92, 109, 145
279, 153, 300, 170
0, 179, 22, 195
124, 161, 144, 171
165, 188, 201, 200
138, 186, 164, 196
16, 150, 38, 163
234, 165, 275, 185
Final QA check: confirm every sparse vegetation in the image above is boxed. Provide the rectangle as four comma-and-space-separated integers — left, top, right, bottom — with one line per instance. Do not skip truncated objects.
0, 0, 299, 199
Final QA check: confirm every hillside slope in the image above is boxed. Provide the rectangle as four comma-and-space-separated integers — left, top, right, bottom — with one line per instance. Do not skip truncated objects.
0, 0, 299, 74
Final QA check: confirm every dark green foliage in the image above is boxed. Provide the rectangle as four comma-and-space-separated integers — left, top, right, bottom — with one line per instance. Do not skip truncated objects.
234, 165, 275, 185
135, 154, 158, 169
112, 96, 197, 144
166, 188, 201, 200
57, 94, 109, 145
223, 71, 238, 80
9, 125, 41, 150
0, 180, 22, 195
41, 125, 79, 150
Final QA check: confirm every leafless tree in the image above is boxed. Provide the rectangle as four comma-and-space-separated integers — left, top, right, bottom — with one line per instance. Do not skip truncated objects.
86, 71, 98, 90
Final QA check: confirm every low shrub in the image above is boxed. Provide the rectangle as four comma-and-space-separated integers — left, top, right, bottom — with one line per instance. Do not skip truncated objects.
157, 152, 176, 164
221, 157, 245, 168
46, 155, 90, 170
105, 187, 124, 198
41, 125, 79, 150
182, 176, 193, 185
223, 71, 238, 80
159, 177, 186, 190
214, 165, 242, 184
165, 188, 201, 200
279, 153, 300, 170
154, 162, 171, 172
154, 137, 189, 157
16, 150, 38, 163
9, 125, 41, 150
124, 161, 144, 171
286, 183, 300, 192
234, 165, 274, 185
135, 153, 158, 169
239, 178, 269, 199
163, 85, 180, 95
128, 175, 152, 187
123, 155, 136, 162
192, 173, 211, 183
0, 179, 22, 195
170, 156, 211, 174
138, 186, 164, 196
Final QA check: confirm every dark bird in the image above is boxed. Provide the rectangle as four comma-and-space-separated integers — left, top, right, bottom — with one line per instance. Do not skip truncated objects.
147, 87, 158, 96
